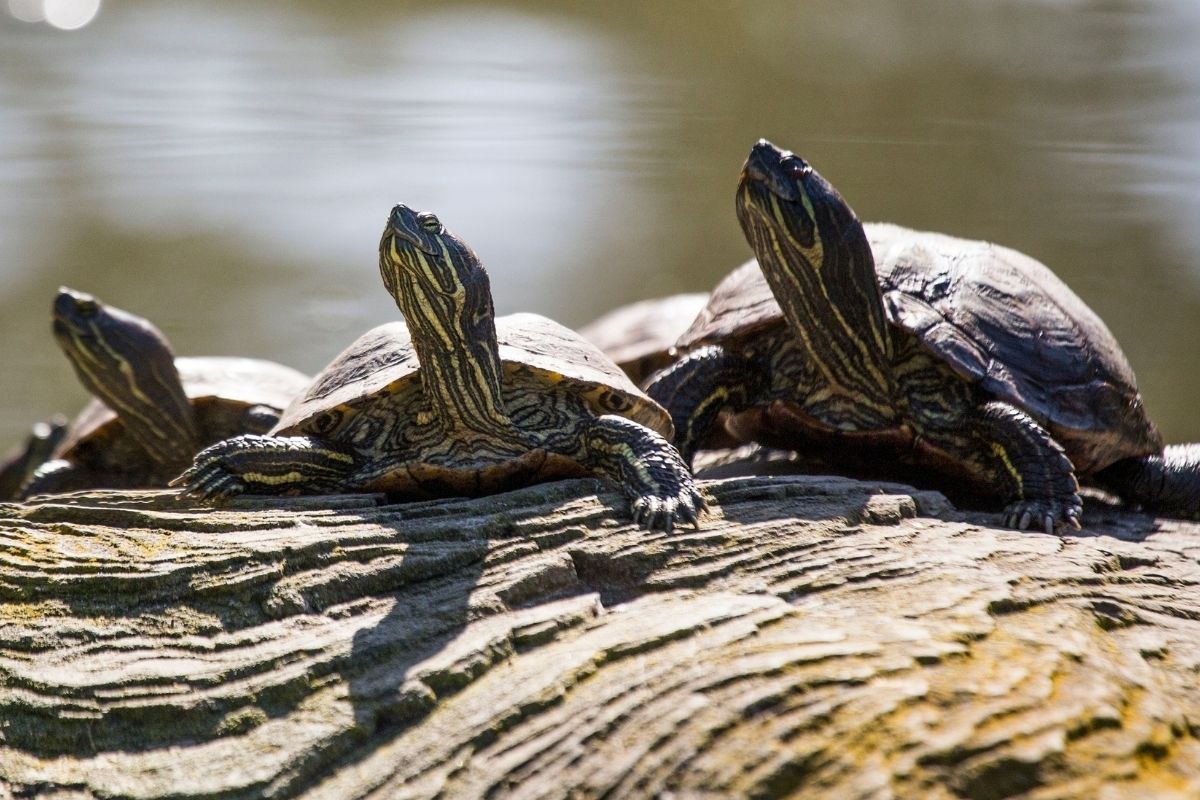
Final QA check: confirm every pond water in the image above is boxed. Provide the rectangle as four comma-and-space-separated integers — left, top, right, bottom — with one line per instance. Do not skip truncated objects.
2, 0, 1199, 448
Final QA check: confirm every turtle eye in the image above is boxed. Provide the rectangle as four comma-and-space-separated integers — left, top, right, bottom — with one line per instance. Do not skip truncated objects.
417, 213, 441, 232
312, 409, 342, 435
74, 297, 99, 316
782, 156, 811, 177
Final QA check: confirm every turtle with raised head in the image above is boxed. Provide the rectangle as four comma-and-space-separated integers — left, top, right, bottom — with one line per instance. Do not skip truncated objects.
174, 206, 703, 532
19, 289, 310, 498
646, 139, 1200, 531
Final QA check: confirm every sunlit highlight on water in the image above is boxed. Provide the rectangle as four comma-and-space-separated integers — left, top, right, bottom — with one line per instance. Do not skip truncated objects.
7, 0, 99, 29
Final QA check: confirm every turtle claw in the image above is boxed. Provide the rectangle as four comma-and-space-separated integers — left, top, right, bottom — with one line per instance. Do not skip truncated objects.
1001, 494, 1083, 534
173, 458, 247, 503
629, 478, 706, 533
676, 495, 700, 528
170, 443, 252, 503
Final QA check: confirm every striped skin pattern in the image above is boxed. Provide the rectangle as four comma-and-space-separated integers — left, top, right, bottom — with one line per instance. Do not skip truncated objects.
177, 206, 703, 532
51, 288, 201, 472
20, 289, 309, 499
647, 140, 1086, 533
735, 162, 896, 430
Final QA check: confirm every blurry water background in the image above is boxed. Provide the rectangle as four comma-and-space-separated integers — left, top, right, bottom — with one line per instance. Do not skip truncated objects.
2, 0, 1199, 447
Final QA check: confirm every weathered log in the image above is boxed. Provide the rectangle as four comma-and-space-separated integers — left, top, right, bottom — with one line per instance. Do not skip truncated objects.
1, 475, 1198, 799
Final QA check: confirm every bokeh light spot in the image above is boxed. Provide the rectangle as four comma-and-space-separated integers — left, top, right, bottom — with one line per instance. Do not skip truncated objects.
6, 0, 44, 22
44, 0, 100, 30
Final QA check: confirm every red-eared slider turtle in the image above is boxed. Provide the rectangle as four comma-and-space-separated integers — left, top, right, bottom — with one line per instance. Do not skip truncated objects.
578, 293, 709, 385
19, 288, 310, 498
174, 205, 703, 532
646, 139, 1200, 532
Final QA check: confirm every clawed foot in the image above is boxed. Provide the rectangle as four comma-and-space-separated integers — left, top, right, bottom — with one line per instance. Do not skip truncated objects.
630, 471, 707, 533
1002, 494, 1083, 534
169, 444, 248, 503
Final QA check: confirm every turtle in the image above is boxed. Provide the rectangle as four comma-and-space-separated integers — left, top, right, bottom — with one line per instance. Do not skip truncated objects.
0, 416, 67, 501
645, 139, 1200, 532
173, 205, 704, 532
18, 288, 311, 498
578, 293, 710, 386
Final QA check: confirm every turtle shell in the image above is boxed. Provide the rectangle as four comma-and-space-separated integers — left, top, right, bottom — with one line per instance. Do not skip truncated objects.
578, 293, 710, 384
275, 312, 672, 440
677, 223, 1161, 474
55, 356, 311, 462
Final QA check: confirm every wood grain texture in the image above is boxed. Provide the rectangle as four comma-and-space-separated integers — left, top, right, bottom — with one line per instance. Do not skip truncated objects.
1, 476, 1198, 799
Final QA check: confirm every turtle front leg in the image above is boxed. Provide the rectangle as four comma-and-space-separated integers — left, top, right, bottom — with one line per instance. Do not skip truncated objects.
171, 434, 356, 501
644, 345, 766, 467
1093, 443, 1200, 515
923, 400, 1082, 533
572, 415, 705, 532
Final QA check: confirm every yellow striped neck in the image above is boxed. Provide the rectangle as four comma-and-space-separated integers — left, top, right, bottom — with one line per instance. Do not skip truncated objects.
737, 181, 898, 424
385, 238, 519, 440
54, 295, 201, 470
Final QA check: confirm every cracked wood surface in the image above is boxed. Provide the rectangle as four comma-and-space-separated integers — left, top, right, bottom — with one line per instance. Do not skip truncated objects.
1, 475, 1199, 799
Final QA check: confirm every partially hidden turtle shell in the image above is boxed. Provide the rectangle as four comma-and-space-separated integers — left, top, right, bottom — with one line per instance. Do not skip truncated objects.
55, 356, 311, 460
677, 223, 1161, 473
275, 312, 673, 439
578, 293, 710, 384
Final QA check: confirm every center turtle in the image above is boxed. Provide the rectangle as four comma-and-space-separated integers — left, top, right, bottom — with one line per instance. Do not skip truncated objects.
646, 139, 1200, 531
174, 205, 703, 531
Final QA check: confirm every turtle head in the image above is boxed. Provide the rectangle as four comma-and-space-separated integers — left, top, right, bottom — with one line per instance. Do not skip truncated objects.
736, 139, 860, 256
380, 205, 496, 338
378, 206, 514, 435
735, 140, 898, 415
52, 288, 173, 380
51, 287, 200, 470
52, 288, 105, 346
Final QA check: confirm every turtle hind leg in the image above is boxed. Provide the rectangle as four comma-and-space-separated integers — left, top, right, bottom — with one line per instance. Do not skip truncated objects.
644, 345, 765, 467
171, 434, 357, 501
574, 414, 705, 533
1093, 443, 1200, 515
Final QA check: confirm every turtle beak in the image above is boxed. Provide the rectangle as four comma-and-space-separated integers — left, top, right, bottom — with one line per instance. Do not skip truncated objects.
386, 204, 440, 256
54, 287, 97, 319
742, 139, 807, 202
52, 287, 100, 339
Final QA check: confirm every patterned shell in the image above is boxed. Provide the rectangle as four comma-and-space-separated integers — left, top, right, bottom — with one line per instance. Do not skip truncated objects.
55, 357, 311, 459
275, 312, 673, 438
677, 223, 1161, 467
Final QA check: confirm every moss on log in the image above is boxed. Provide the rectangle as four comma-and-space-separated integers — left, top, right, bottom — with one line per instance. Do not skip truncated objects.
1, 475, 1199, 799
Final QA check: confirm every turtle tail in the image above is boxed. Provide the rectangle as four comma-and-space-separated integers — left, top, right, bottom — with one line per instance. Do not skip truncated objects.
1094, 444, 1200, 516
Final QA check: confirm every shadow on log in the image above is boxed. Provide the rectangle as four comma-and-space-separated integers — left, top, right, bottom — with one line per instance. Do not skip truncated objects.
1, 475, 1199, 798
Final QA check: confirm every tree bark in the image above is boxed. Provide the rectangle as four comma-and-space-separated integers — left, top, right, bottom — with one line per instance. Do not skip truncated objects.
1, 475, 1198, 799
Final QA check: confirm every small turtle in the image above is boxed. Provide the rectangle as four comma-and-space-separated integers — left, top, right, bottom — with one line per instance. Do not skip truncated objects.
174, 206, 703, 532
0, 416, 67, 501
646, 139, 1200, 531
19, 288, 310, 498
578, 293, 709, 385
